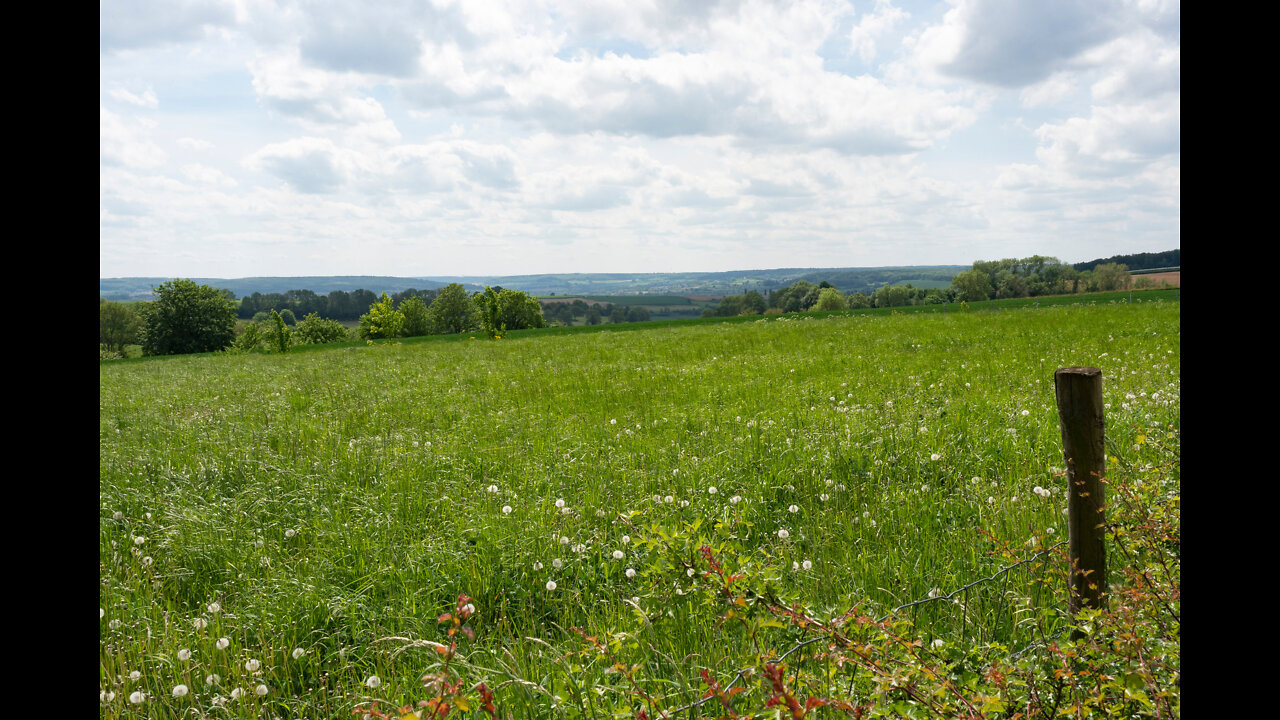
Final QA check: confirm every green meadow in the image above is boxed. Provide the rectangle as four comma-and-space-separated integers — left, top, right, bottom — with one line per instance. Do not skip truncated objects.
100, 301, 1180, 717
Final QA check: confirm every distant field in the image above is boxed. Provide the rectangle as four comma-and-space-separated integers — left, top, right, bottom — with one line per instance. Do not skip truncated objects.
1137, 271, 1180, 287
101, 299, 1179, 715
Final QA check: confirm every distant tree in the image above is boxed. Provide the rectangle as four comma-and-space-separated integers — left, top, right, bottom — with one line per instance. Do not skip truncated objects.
585, 307, 602, 325
100, 300, 143, 353
951, 270, 993, 302
140, 279, 238, 356
358, 292, 405, 339
609, 306, 628, 324
294, 312, 350, 344
1092, 263, 1131, 291
427, 283, 479, 334
277, 308, 297, 326
626, 306, 650, 322
233, 322, 265, 351
400, 295, 431, 337
847, 291, 871, 309
813, 287, 848, 311
741, 291, 767, 315
476, 286, 546, 336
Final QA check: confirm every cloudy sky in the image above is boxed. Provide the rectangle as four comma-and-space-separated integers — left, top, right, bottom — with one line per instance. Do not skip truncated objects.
100, 0, 1180, 278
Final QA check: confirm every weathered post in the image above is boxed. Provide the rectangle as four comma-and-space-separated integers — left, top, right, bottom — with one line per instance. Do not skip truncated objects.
1053, 367, 1107, 631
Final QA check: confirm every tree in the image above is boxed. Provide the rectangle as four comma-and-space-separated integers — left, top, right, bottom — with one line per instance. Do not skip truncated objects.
951, 270, 993, 302
427, 283, 479, 334
295, 312, 350, 344
140, 279, 238, 356
813, 287, 848, 311
400, 295, 431, 337
1092, 263, 1131, 291
475, 286, 546, 337
358, 292, 405, 339
100, 300, 143, 353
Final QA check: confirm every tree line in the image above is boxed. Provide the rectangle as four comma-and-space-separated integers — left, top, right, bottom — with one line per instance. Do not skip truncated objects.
101, 280, 549, 358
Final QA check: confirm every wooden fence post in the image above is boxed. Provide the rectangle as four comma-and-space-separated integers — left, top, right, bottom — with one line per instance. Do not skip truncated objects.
1053, 367, 1107, 629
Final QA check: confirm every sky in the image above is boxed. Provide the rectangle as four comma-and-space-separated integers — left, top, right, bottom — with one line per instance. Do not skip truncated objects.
100, 0, 1180, 279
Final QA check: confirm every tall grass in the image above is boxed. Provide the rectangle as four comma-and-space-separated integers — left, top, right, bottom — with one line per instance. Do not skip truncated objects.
100, 302, 1179, 716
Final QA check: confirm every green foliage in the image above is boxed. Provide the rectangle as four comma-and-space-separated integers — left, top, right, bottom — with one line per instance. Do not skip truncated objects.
399, 295, 431, 337
100, 300, 144, 352
427, 283, 479, 334
952, 269, 994, 302
358, 292, 405, 340
139, 279, 238, 356
1092, 262, 1132, 292
232, 321, 265, 351
475, 286, 546, 337
267, 310, 292, 353
294, 312, 350, 344
813, 286, 848, 311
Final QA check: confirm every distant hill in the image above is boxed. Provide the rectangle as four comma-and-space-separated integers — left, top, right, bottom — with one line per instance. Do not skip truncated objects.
1073, 250, 1179, 273
100, 266, 968, 301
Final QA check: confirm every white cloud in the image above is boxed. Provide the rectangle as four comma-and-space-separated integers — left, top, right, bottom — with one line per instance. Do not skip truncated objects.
100, 107, 167, 169
849, 0, 910, 64
100, 0, 236, 53
108, 86, 159, 108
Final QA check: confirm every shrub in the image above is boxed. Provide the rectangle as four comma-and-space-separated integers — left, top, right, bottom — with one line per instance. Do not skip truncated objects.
295, 313, 350, 344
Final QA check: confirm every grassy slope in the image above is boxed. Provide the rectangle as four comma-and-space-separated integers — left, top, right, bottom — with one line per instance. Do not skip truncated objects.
100, 299, 1180, 715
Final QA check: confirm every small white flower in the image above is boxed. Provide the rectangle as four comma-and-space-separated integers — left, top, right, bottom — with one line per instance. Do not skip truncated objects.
285, 529, 296, 538
930, 453, 941, 461
216, 637, 230, 650
134, 536, 146, 545
113, 511, 124, 520
292, 647, 306, 659
129, 671, 141, 681
502, 505, 512, 514
129, 691, 145, 704
788, 504, 799, 513
1021, 410, 1030, 416
109, 618, 122, 630
100, 608, 104, 619
820, 494, 829, 501
610, 419, 616, 425
552, 558, 562, 569
612, 550, 624, 560
533, 561, 543, 570
664, 495, 673, 503
932, 639, 945, 648
487, 484, 498, 493
687, 568, 695, 577
208, 602, 221, 614
365, 675, 381, 689
100, 690, 115, 702
172, 684, 189, 698
626, 568, 636, 578
231, 688, 244, 700
1047, 526, 1056, 534
205, 674, 220, 686
178, 648, 191, 661
987, 496, 995, 504
730, 495, 742, 504
621, 535, 630, 544
555, 498, 565, 508
869, 519, 876, 527
777, 529, 790, 539
245, 659, 260, 672
801, 560, 812, 571
560, 535, 570, 545
546, 580, 557, 591
255, 684, 268, 697
193, 618, 207, 630
792, 561, 799, 571
708, 486, 717, 494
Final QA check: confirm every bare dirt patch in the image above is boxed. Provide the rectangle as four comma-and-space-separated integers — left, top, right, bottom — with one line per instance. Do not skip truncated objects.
1134, 271, 1180, 287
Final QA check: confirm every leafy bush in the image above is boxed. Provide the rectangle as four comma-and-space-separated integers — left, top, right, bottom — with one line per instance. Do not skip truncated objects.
295, 312, 351, 344
359, 292, 405, 340
140, 279, 238, 356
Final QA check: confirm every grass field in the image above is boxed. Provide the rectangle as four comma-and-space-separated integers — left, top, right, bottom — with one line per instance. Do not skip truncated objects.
100, 300, 1179, 716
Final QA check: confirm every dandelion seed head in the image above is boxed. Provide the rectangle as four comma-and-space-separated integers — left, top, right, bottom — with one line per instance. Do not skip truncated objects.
626, 568, 636, 578
172, 685, 189, 698
546, 580, 557, 591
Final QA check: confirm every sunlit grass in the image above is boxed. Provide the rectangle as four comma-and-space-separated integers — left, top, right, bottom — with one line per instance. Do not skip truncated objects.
100, 302, 1179, 716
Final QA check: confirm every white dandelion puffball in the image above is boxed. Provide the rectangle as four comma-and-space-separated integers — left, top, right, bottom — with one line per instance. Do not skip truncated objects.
244, 659, 260, 672
255, 684, 268, 697
613, 550, 624, 560
230, 688, 244, 700
134, 536, 145, 545
129, 671, 141, 681
533, 561, 543, 570
730, 495, 742, 504
487, 484, 498, 493
193, 618, 207, 630
626, 568, 636, 578
621, 535, 630, 544
546, 580, 557, 591
113, 511, 124, 520
555, 498, 565, 508
285, 529, 296, 538
502, 505, 512, 514
933, 639, 945, 648
292, 648, 306, 659
216, 637, 230, 650
100, 608, 104, 619
777, 529, 790, 539
172, 685, 189, 698
708, 486, 717, 494
178, 648, 191, 661
930, 453, 941, 461
610, 418, 616, 425
802, 560, 812, 571
365, 676, 381, 689
664, 495, 673, 503
129, 691, 145, 704
560, 535, 570, 545
205, 674, 220, 686
788, 504, 799, 513
208, 602, 221, 614
792, 562, 799, 571
100, 690, 115, 702
552, 558, 562, 569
